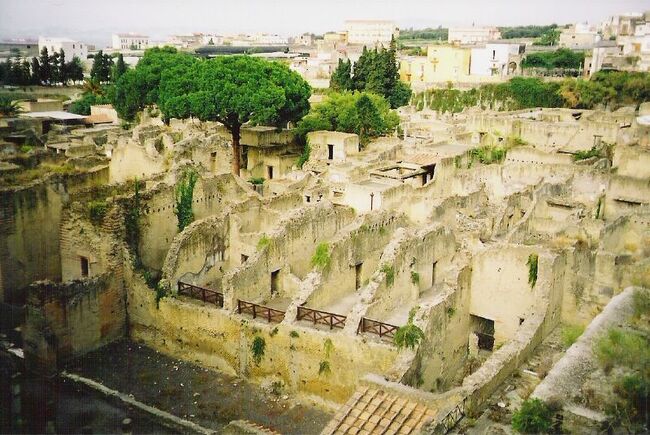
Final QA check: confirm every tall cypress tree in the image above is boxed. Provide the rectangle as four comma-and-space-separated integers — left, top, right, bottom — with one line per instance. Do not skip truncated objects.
39, 46, 52, 85
112, 53, 127, 82
58, 48, 67, 85
330, 59, 353, 91
352, 46, 371, 91
30, 57, 41, 85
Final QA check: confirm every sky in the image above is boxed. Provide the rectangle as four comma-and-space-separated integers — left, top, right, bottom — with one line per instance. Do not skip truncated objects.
0, 0, 648, 46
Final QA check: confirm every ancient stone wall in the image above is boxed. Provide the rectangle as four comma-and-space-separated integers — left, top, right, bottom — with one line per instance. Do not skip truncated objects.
23, 273, 126, 373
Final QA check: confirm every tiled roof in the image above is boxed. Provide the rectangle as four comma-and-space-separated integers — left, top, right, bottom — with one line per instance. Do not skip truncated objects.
321, 386, 436, 435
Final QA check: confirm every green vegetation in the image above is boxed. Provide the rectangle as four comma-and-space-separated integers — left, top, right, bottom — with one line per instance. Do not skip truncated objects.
595, 328, 650, 374
0, 47, 84, 86
633, 290, 650, 319
534, 28, 561, 46
399, 27, 448, 41
561, 324, 585, 348
289, 330, 299, 338
248, 177, 265, 185
311, 242, 331, 269
447, 307, 456, 317
394, 308, 425, 350
125, 178, 145, 267
323, 338, 334, 358
572, 146, 602, 161
174, 168, 199, 231
296, 91, 399, 146
381, 264, 395, 287
154, 282, 167, 309
113, 49, 311, 175
269, 327, 279, 337
257, 234, 271, 250
469, 145, 508, 165
499, 24, 559, 40
0, 96, 23, 117
318, 360, 331, 376
297, 140, 311, 168
69, 88, 112, 115
410, 271, 420, 285
527, 253, 539, 288
329, 37, 411, 108
414, 72, 650, 114
88, 200, 108, 225
522, 49, 585, 71
251, 336, 266, 365
511, 398, 554, 433
89, 50, 114, 83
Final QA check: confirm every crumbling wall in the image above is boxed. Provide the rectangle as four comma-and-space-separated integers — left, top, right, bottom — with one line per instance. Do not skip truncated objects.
23, 273, 126, 373
127, 270, 399, 404
139, 174, 250, 271
306, 212, 404, 311
223, 203, 356, 307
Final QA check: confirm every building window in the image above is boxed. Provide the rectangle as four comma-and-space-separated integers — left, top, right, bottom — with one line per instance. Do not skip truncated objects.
327, 144, 334, 160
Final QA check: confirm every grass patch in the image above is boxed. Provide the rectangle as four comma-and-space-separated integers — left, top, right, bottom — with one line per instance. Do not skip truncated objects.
87, 200, 108, 225
311, 242, 331, 269
561, 324, 585, 348
257, 234, 270, 250
512, 398, 554, 433
381, 264, 395, 287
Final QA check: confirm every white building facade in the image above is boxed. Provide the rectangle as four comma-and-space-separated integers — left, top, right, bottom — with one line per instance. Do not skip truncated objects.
448, 27, 501, 45
470, 43, 524, 77
38, 37, 87, 60
112, 33, 150, 50
345, 20, 399, 45
559, 23, 599, 49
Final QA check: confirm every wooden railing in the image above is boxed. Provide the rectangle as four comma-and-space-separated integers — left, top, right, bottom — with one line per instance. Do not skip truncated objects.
357, 317, 399, 339
297, 305, 346, 330
177, 281, 224, 308
237, 300, 285, 323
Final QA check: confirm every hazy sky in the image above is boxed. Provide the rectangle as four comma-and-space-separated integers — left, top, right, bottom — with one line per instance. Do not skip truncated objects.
1, 0, 648, 46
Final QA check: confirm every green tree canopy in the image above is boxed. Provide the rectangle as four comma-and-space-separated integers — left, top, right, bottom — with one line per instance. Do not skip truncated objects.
158, 55, 311, 175
331, 38, 411, 108
112, 53, 128, 81
296, 91, 399, 145
90, 50, 113, 83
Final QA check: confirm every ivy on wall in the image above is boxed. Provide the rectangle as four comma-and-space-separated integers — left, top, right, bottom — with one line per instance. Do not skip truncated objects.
174, 168, 198, 231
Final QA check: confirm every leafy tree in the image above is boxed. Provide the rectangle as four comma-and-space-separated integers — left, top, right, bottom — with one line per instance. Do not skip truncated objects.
57, 48, 67, 84
352, 46, 372, 91
296, 91, 398, 145
39, 46, 52, 84
50, 51, 60, 84
398, 26, 448, 41
500, 24, 558, 39
355, 94, 384, 140
90, 50, 113, 83
112, 47, 196, 121
69, 92, 110, 115
330, 58, 353, 91
112, 53, 127, 81
534, 28, 561, 46
66, 57, 84, 84
158, 55, 311, 175
522, 49, 584, 71
30, 57, 41, 85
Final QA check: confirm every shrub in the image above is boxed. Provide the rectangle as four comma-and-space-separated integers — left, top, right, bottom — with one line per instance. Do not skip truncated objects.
174, 168, 198, 231
88, 200, 108, 224
512, 398, 554, 433
19, 145, 33, 153
251, 336, 266, 365
381, 264, 395, 287
311, 242, 331, 269
561, 324, 585, 348
633, 289, 650, 319
573, 146, 601, 161
248, 177, 265, 185
410, 271, 420, 285
297, 141, 311, 168
394, 308, 425, 350
595, 328, 650, 373
527, 253, 539, 288
289, 330, 299, 338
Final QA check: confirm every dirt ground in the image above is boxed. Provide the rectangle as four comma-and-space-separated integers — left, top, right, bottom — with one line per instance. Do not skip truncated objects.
65, 339, 333, 434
